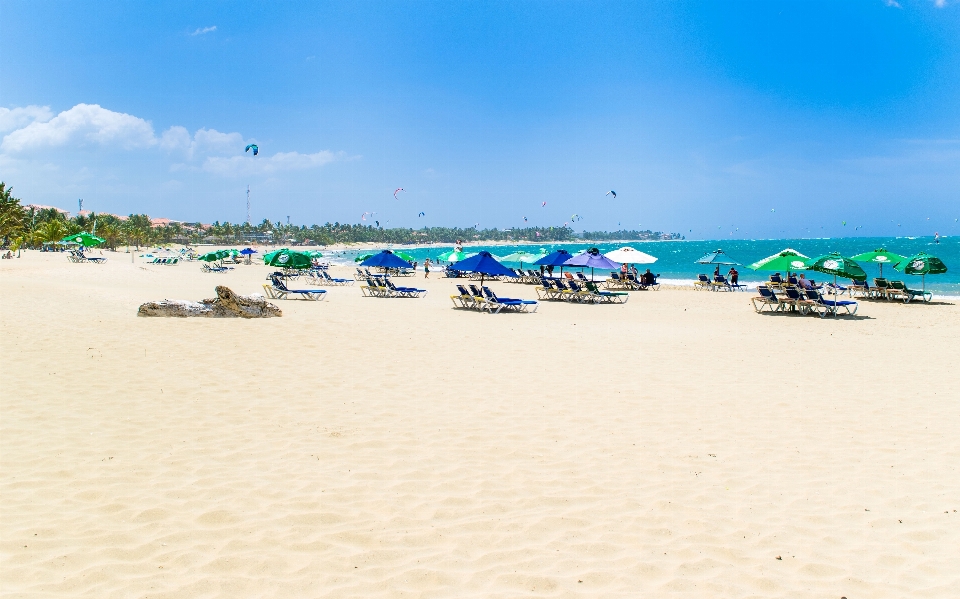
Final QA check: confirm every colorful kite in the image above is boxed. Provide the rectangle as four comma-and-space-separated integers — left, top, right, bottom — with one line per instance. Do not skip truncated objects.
394, 188, 404, 200
605, 190, 616, 198
245, 144, 259, 156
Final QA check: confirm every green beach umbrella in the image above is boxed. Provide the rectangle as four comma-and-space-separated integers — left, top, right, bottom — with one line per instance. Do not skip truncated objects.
747, 248, 811, 273
437, 248, 470, 263
851, 248, 906, 278
198, 249, 231, 262
894, 251, 947, 294
303, 250, 324, 258
263, 248, 290, 263
354, 253, 373, 262
391, 251, 415, 262
264, 248, 312, 269
805, 252, 867, 314
806, 252, 867, 301
500, 250, 545, 267
61, 232, 105, 247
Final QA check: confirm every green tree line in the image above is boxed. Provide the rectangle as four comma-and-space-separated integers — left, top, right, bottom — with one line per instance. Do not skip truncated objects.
0, 182, 681, 251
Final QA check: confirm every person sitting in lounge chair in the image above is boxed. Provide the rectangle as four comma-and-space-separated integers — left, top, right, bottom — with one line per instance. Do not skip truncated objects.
798, 274, 815, 290
713, 265, 721, 280
642, 269, 656, 286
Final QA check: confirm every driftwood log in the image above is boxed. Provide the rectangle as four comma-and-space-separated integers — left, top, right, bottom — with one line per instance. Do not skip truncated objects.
138, 286, 282, 318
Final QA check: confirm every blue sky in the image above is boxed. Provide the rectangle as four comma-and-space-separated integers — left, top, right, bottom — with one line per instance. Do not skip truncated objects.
1, 0, 958, 239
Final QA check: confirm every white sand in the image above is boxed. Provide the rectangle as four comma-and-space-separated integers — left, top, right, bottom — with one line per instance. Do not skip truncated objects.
2, 251, 959, 597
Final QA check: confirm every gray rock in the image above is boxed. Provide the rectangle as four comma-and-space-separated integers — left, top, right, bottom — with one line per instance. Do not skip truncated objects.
138, 286, 282, 318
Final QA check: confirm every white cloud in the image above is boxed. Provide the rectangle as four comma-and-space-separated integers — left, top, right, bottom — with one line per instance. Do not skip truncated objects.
0, 105, 53, 134
191, 26, 217, 36
934, 0, 947, 7
203, 150, 342, 176
885, 0, 901, 8
161, 126, 244, 160
1, 104, 155, 153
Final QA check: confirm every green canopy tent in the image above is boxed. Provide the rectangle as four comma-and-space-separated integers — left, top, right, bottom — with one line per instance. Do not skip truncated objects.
747, 248, 811, 275
264, 248, 313, 269
850, 248, 906, 278
61, 232, 105, 247
894, 252, 947, 296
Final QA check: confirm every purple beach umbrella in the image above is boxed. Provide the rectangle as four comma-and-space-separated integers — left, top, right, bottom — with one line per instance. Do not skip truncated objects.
564, 248, 621, 280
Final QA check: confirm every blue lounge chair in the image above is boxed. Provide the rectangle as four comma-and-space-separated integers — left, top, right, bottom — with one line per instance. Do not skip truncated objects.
481, 286, 538, 313
385, 279, 427, 298
805, 289, 858, 317
581, 281, 630, 304
751, 285, 784, 313
264, 274, 326, 301
450, 284, 475, 308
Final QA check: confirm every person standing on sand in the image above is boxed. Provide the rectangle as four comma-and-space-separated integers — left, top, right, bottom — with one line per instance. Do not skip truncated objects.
424, 258, 431, 278
728, 266, 739, 286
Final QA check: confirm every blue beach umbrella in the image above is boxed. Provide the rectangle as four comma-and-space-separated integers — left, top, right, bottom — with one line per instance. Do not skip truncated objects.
453, 250, 518, 286
239, 248, 258, 255
360, 250, 414, 270
565, 247, 621, 280
535, 249, 573, 276
696, 249, 742, 266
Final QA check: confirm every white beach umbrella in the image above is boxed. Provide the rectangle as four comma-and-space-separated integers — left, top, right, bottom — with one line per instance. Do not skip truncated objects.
604, 247, 658, 264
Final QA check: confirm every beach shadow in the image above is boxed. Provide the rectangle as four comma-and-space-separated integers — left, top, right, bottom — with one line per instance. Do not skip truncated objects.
755, 311, 874, 321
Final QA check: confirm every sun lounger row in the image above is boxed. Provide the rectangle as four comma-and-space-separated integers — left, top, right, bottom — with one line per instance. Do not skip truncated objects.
752, 285, 857, 317
450, 285, 538, 314
606, 272, 659, 290
201, 263, 232, 273
148, 257, 179, 265
501, 269, 544, 284
355, 267, 395, 280
870, 278, 931, 303
262, 274, 326, 301
695, 274, 745, 291
306, 270, 354, 286
536, 279, 629, 304
67, 250, 106, 263
360, 277, 427, 298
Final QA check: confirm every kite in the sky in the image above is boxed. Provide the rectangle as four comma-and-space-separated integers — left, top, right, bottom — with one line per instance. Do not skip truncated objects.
361, 211, 376, 221
394, 188, 404, 200
541, 201, 547, 207
771, 208, 775, 212
245, 144, 259, 156
842, 221, 847, 226
523, 216, 528, 222
606, 190, 616, 199
375, 220, 380, 227
418, 211, 425, 217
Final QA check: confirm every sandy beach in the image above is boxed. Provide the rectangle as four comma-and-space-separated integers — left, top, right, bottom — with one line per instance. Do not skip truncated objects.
2, 251, 959, 598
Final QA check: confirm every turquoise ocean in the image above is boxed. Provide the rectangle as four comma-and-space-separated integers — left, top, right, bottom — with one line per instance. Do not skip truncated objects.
325, 236, 959, 297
